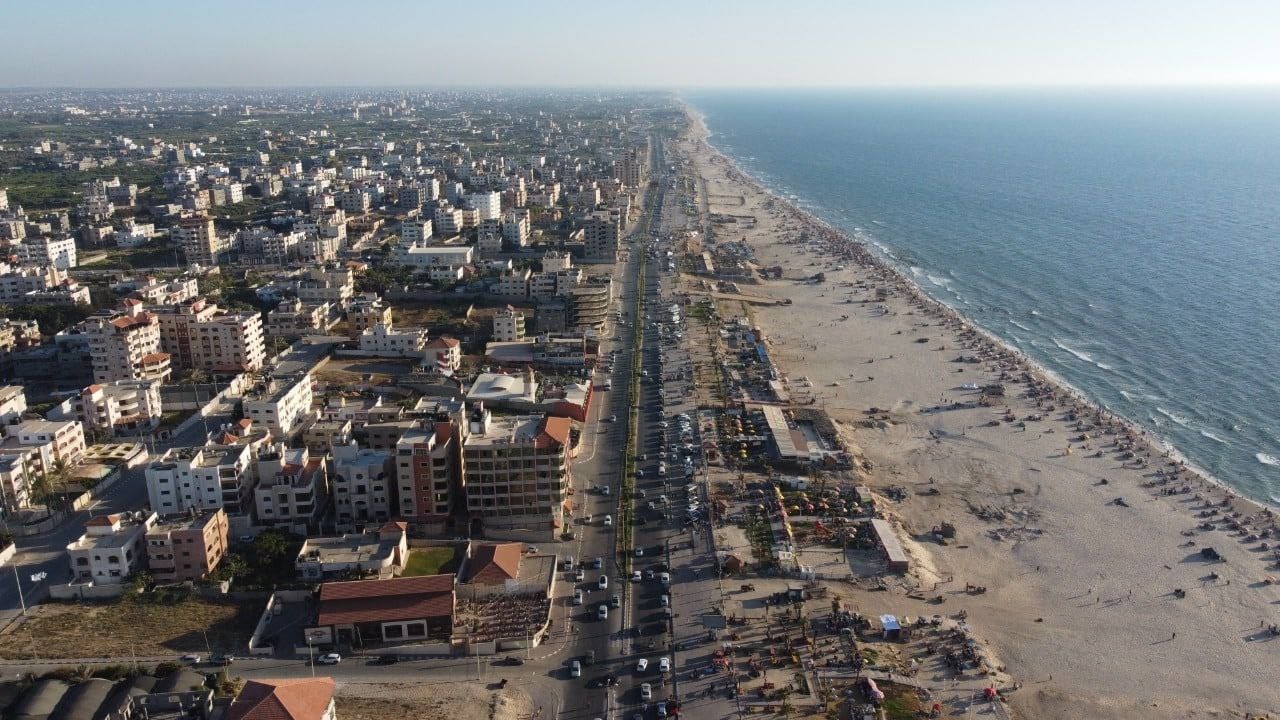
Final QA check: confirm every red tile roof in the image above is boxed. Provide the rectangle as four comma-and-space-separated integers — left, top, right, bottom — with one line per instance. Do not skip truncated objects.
317, 574, 455, 626
228, 678, 335, 720
536, 415, 571, 449
464, 543, 522, 585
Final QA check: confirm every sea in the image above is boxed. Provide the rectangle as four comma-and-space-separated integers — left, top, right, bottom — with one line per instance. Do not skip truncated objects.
685, 88, 1280, 505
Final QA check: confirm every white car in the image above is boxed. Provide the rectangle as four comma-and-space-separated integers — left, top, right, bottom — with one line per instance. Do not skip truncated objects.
632, 570, 642, 582
603, 515, 613, 527
575, 568, 585, 582
597, 604, 609, 620
640, 683, 653, 700
571, 660, 582, 677
636, 657, 649, 672
634, 547, 644, 558
659, 572, 671, 585
573, 589, 585, 605
598, 575, 609, 590
316, 653, 342, 666
658, 657, 671, 673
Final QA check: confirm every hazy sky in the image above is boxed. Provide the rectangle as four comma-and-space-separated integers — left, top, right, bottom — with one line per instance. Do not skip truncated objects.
3, 0, 1279, 88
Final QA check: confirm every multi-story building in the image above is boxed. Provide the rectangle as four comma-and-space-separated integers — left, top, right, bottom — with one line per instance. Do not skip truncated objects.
16, 236, 77, 269
130, 275, 199, 305
495, 269, 531, 298
84, 303, 171, 384
0, 385, 27, 425
332, 440, 395, 527
155, 297, 266, 374
401, 218, 433, 245
501, 210, 530, 248
425, 336, 461, 374
433, 205, 463, 235
462, 406, 572, 536
394, 242, 473, 270
466, 191, 502, 221
359, 323, 427, 357
296, 264, 354, 308
395, 420, 462, 525
346, 295, 393, 338
66, 511, 157, 585
337, 189, 371, 213
493, 306, 526, 342
144, 508, 230, 583
114, 220, 155, 247
63, 379, 163, 438
144, 442, 256, 516
172, 216, 225, 266
243, 373, 314, 438
583, 210, 622, 261
0, 264, 90, 307
6, 418, 87, 469
254, 444, 327, 530
266, 299, 333, 339
568, 277, 613, 334
0, 451, 36, 512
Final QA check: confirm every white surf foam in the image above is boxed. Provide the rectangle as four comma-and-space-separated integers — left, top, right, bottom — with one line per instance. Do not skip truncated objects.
1257, 453, 1280, 467
1200, 430, 1227, 444
1155, 406, 1192, 428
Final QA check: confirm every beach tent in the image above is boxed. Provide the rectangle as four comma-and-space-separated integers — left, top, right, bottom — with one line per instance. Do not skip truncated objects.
879, 614, 902, 641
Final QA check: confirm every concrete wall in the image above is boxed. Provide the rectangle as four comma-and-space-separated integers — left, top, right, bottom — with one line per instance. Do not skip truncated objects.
50, 582, 126, 600
0, 542, 15, 567
249, 589, 313, 656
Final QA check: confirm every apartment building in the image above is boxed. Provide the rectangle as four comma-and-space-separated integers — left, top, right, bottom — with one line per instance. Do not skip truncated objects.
0, 385, 27, 425
254, 444, 327, 530
394, 242, 474, 270
67, 511, 157, 585
172, 216, 225, 266
502, 210, 530, 249
114, 221, 155, 247
144, 442, 256, 516
493, 306, 526, 342
359, 323, 427, 357
466, 191, 502, 221
155, 297, 266, 373
401, 218, 433, 245
495, 269, 531, 298
5, 418, 88, 471
296, 265, 354, 308
243, 372, 314, 439
130, 275, 199, 305
425, 336, 461, 373
583, 210, 622, 261
0, 451, 35, 512
395, 420, 463, 525
332, 440, 395, 527
461, 406, 572, 535
84, 303, 171, 384
0, 264, 90, 307
16, 235, 78, 269
346, 295, 393, 338
63, 379, 163, 438
266, 298, 333, 339
145, 508, 230, 583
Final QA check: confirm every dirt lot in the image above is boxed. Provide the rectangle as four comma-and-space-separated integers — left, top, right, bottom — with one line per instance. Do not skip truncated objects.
0, 597, 258, 660
313, 358, 417, 388
337, 682, 532, 720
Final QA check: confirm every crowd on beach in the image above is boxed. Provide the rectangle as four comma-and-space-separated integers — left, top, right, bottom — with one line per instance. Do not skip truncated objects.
699, 135, 1280, 593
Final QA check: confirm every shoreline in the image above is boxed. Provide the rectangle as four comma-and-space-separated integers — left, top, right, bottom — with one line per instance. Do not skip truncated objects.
676, 101, 1280, 719
681, 103, 1270, 516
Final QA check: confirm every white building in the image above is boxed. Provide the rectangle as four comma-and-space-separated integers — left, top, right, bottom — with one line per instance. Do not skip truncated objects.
0, 385, 27, 425
144, 443, 255, 516
254, 444, 327, 530
114, 221, 155, 248
67, 511, 157, 585
64, 379, 163, 438
394, 242, 474, 270
84, 303, 171, 384
332, 441, 395, 526
243, 373, 315, 438
493, 306, 526, 342
359, 323, 428, 357
155, 297, 266, 374
466, 191, 502, 221
401, 218, 433, 245
17, 236, 78, 269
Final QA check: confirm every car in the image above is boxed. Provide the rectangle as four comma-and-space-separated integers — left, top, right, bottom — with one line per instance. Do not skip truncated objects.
658, 657, 671, 673
601, 485, 611, 496
179, 654, 202, 665
634, 547, 644, 558
593, 557, 604, 569
644, 569, 655, 581
368, 655, 399, 665
500, 655, 525, 666
660, 595, 670, 607
611, 594, 621, 608
316, 653, 342, 666
564, 557, 576, 571
526, 546, 538, 554
659, 572, 671, 585
636, 489, 647, 498
575, 568, 585, 582
585, 650, 596, 665
571, 660, 582, 677
597, 604, 609, 620
209, 654, 234, 666
632, 570, 643, 582
603, 515, 613, 527
573, 589, 585, 605
636, 658, 649, 672
608, 415, 617, 423
656, 701, 668, 718
640, 683, 653, 700
598, 575, 609, 590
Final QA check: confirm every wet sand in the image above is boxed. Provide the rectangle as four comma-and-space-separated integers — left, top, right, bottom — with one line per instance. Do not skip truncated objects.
676, 107, 1280, 719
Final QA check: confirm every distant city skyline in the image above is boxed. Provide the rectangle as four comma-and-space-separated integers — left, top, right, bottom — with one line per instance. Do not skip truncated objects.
3, 0, 1279, 88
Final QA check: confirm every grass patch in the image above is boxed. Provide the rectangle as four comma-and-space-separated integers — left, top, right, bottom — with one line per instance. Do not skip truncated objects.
0, 596, 258, 660
401, 547, 460, 577
880, 682, 925, 720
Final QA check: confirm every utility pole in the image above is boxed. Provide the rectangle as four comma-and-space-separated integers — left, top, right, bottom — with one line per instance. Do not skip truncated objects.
13, 564, 26, 616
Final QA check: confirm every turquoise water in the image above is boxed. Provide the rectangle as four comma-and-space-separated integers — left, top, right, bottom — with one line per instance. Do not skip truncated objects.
686, 89, 1280, 504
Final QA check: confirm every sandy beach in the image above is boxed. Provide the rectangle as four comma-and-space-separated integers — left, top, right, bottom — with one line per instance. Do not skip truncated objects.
675, 108, 1280, 719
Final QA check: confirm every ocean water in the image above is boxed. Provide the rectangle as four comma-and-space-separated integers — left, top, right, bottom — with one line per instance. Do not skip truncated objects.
686, 89, 1280, 504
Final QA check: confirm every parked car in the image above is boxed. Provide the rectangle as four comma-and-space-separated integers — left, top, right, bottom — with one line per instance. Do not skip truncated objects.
597, 604, 609, 620
636, 658, 649, 672
658, 657, 671, 673
316, 653, 342, 666
500, 656, 525, 666
640, 683, 653, 700
179, 654, 202, 665
598, 575, 609, 590
571, 660, 582, 677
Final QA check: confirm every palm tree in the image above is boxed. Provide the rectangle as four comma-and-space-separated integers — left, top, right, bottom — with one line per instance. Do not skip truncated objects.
34, 459, 73, 516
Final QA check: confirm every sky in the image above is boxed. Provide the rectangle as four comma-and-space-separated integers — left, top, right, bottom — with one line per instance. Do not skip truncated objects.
2, 0, 1279, 88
